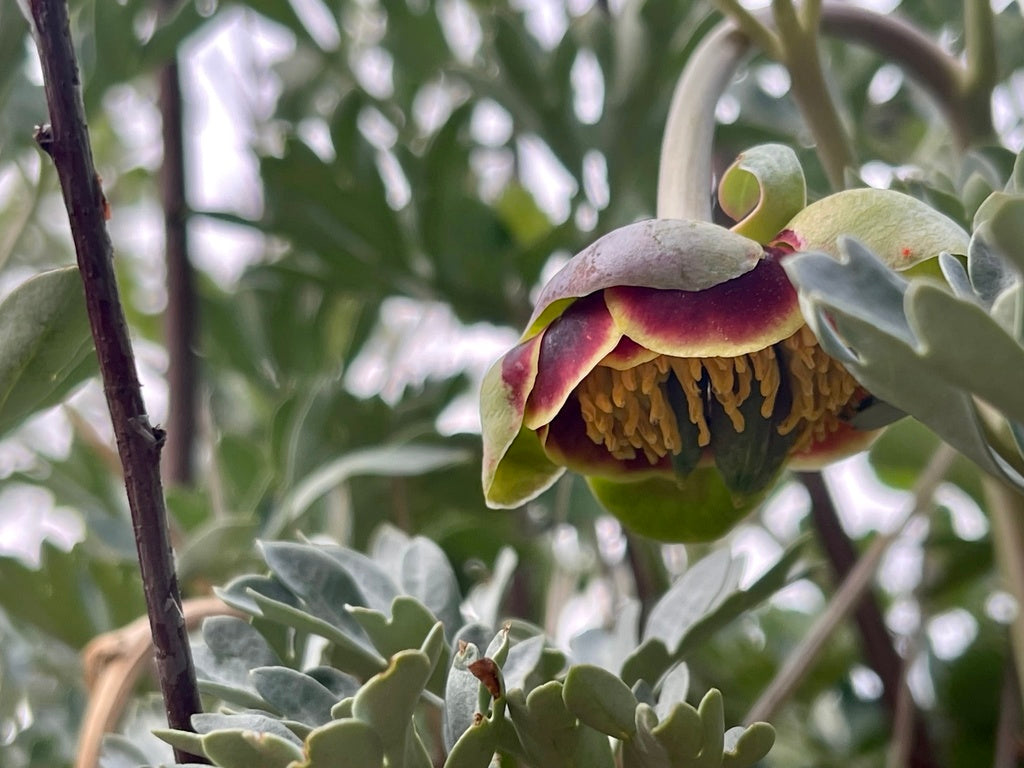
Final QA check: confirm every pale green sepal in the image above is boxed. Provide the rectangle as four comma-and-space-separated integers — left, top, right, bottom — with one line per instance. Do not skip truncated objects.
485, 426, 564, 509
444, 717, 498, 768
785, 188, 969, 270
651, 702, 702, 760
967, 231, 1019, 308
719, 143, 806, 244
991, 283, 1022, 341
972, 190, 1014, 231
481, 339, 562, 508
586, 468, 761, 543
693, 689, 725, 768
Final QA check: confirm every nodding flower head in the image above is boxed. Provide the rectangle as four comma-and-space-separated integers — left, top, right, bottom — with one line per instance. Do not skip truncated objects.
481, 149, 969, 542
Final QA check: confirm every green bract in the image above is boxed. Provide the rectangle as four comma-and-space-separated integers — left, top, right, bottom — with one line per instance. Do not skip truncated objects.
480, 144, 970, 541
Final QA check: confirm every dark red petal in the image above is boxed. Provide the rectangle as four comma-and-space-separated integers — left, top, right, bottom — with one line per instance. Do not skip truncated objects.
481, 333, 545, 501
604, 257, 803, 358
598, 336, 659, 370
788, 421, 880, 469
523, 292, 621, 429
500, 334, 543, 411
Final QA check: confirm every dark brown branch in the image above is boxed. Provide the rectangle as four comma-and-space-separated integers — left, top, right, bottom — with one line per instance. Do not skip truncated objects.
158, 37, 199, 487
27, 0, 206, 762
624, 530, 669, 627
798, 470, 937, 768
818, 3, 974, 149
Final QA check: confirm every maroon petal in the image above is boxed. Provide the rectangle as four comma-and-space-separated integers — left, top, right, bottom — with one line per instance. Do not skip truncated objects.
523, 292, 621, 429
788, 421, 880, 470
598, 336, 660, 370
524, 219, 763, 337
604, 256, 803, 358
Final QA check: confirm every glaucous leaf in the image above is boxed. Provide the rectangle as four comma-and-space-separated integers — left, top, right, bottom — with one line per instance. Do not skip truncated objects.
201, 728, 304, 768
295, 719, 384, 768
251, 666, 339, 727
563, 663, 638, 739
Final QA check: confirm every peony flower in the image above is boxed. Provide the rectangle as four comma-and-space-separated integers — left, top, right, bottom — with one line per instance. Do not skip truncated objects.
480, 150, 969, 541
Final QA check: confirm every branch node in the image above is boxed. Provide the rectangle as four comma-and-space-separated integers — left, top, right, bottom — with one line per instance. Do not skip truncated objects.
33, 123, 54, 156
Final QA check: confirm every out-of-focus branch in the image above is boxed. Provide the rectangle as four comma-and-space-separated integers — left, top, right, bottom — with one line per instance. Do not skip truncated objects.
994, 659, 1023, 768
960, 0, 997, 142
746, 444, 955, 724
986, 477, 1024, 704
158, 0, 199, 487
800, 470, 937, 768
27, 0, 206, 762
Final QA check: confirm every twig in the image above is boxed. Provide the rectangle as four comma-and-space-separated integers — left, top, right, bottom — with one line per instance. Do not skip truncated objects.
745, 444, 956, 724
26, 0, 207, 762
800, 471, 937, 767
158, 19, 199, 487
884, 633, 919, 768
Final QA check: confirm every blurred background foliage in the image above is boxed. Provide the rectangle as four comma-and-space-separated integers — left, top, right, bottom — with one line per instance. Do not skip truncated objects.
2, 0, 1024, 766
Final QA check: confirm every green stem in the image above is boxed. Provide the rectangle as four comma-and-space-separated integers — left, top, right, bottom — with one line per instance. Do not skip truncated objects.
984, 476, 1024, 702
800, 0, 821, 30
657, 5, 973, 218
772, 0, 854, 191
712, 0, 780, 58
960, 0, 997, 141
657, 20, 750, 220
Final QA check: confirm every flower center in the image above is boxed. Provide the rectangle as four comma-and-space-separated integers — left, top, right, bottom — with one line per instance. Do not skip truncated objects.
576, 325, 860, 464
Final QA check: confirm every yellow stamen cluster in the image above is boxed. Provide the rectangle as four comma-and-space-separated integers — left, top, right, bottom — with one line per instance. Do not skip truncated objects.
576, 325, 859, 464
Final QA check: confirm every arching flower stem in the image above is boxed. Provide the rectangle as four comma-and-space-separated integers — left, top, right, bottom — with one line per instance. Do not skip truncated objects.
660, 3, 993, 219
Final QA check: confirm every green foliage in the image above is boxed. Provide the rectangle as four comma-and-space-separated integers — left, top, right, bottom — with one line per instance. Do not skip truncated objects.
143, 534, 793, 768
0, 266, 96, 439
3, 1, 1024, 766
784, 187, 1024, 489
